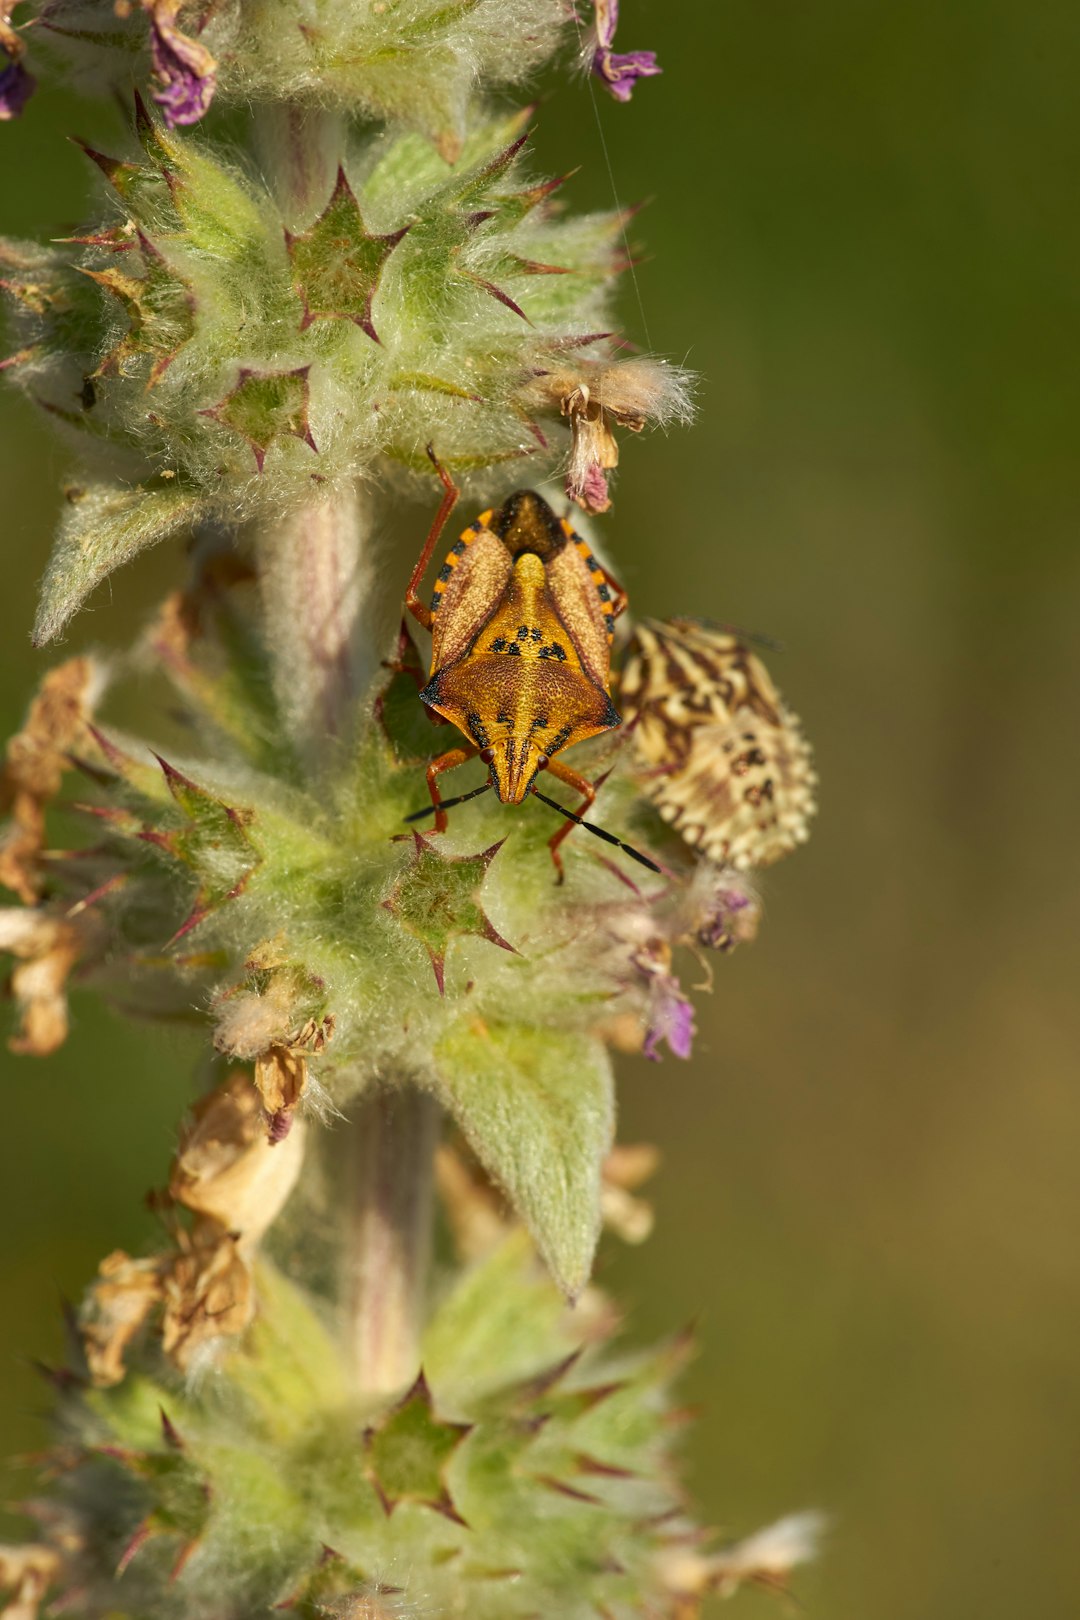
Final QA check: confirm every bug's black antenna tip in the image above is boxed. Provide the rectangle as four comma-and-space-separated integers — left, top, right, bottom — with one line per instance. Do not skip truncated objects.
531, 787, 660, 873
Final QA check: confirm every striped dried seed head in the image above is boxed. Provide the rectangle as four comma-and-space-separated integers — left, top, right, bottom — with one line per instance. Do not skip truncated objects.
620, 617, 818, 869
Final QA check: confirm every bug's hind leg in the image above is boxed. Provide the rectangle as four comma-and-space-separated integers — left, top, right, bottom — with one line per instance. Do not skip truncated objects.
543, 758, 596, 883
405, 446, 460, 633
424, 745, 480, 832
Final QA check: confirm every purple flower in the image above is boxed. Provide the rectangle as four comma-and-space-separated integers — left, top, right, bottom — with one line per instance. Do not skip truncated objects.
590, 0, 661, 103
0, 54, 34, 119
0, 6, 35, 121
698, 883, 760, 953
643, 973, 695, 1061
146, 0, 217, 128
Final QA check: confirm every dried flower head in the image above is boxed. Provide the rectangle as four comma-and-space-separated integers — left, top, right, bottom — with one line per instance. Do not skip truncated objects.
0, 1543, 61, 1620
658, 1509, 828, 1600
601, 1140, 659, 1242
523, 355, 694, 512
80, 1072, 305, 1383
168, 1070, 306, 1239
0, 657, 101, 904
0, 908, 84, 1055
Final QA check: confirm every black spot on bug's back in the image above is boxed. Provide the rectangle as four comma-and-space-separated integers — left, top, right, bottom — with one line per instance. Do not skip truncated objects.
489, 490, 567, 560
452, 539, 467, 555
466, 711, 490, 747
438, 564, 452, 582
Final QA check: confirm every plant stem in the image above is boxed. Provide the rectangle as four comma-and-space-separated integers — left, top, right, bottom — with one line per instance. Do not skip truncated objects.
343, 1085, 440, 1396
257, 485, 376, 765
252, 97, 438, 1400
253, 104, 344, 227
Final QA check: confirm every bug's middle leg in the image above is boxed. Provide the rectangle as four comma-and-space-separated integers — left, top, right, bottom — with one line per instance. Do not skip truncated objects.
425, 745, 480, 832
543, 757, 596, 882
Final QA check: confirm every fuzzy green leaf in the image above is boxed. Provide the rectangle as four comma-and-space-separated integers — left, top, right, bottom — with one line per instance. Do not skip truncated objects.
33, 482, 207, 645
432, 1022, 615, 1299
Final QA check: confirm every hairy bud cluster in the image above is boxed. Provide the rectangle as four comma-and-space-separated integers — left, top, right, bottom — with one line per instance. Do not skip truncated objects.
1, 101, 692, 644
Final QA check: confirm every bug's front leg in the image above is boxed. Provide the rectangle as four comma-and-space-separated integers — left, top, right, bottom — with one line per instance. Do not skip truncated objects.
543, 757, 596, 882
426, 745, 480, 832
405, 447, 460, 633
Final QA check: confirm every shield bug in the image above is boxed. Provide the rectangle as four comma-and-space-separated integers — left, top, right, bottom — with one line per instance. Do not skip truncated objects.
620, 617, 817, 869
403, 451, 659, 877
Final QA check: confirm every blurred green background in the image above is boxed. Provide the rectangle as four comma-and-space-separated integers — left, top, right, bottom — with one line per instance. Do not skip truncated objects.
3, 2, 1079, 1616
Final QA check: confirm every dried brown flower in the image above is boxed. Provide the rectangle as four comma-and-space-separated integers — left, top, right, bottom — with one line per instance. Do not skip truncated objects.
160, 1223, 255, 1371
521, 357, 693, 514
0, 1544, 61, 1620
0, 659, 100, 904
0, 909, 84, 1056
601, 1142, 660, 1244
81, 1072, 305, 1384
80, 1250, 163, 1389
169, 1070, 306, 1237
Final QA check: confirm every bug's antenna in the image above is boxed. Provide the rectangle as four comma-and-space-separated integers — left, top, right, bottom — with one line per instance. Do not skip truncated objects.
403, 781, 493, 823
530, 787, 662, 873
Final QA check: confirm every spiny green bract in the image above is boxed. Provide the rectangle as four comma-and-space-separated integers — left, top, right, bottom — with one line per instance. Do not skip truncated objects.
0, 103, 627, 643
32, 1234, 698, 1620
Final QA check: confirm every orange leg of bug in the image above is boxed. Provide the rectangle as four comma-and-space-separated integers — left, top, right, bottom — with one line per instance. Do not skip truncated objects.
543, 756, 596, 882
425, 745, 480, 832
405, 446, 460, 633
597, 559, 628, 620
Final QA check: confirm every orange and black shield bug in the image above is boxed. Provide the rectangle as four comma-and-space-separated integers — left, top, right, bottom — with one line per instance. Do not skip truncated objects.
403, 452, 659, 876
620, 617, 817, 869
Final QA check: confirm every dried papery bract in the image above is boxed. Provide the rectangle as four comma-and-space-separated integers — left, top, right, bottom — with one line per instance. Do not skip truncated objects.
0, 909, 84, 1056
0, 657, 100, 903
81, 1072, 305, 1384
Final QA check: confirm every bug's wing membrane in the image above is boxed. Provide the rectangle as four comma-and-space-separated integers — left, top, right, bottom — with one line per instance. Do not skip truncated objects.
428, 528, 513, 674
544, 546, 612, 689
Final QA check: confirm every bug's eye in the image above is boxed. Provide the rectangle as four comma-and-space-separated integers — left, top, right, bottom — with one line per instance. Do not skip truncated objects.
536, 754, 549, 771
480, 746, 495, 765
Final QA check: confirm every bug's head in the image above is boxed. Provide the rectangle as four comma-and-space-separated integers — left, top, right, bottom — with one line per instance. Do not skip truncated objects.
479, 738, 548, 805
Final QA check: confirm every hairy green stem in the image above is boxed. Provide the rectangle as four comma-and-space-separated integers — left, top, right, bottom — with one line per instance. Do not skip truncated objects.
252, 98, 438, 1397
253, 103, 344, 227
256, 485, 377, 763
343, 1085, 440, 1395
